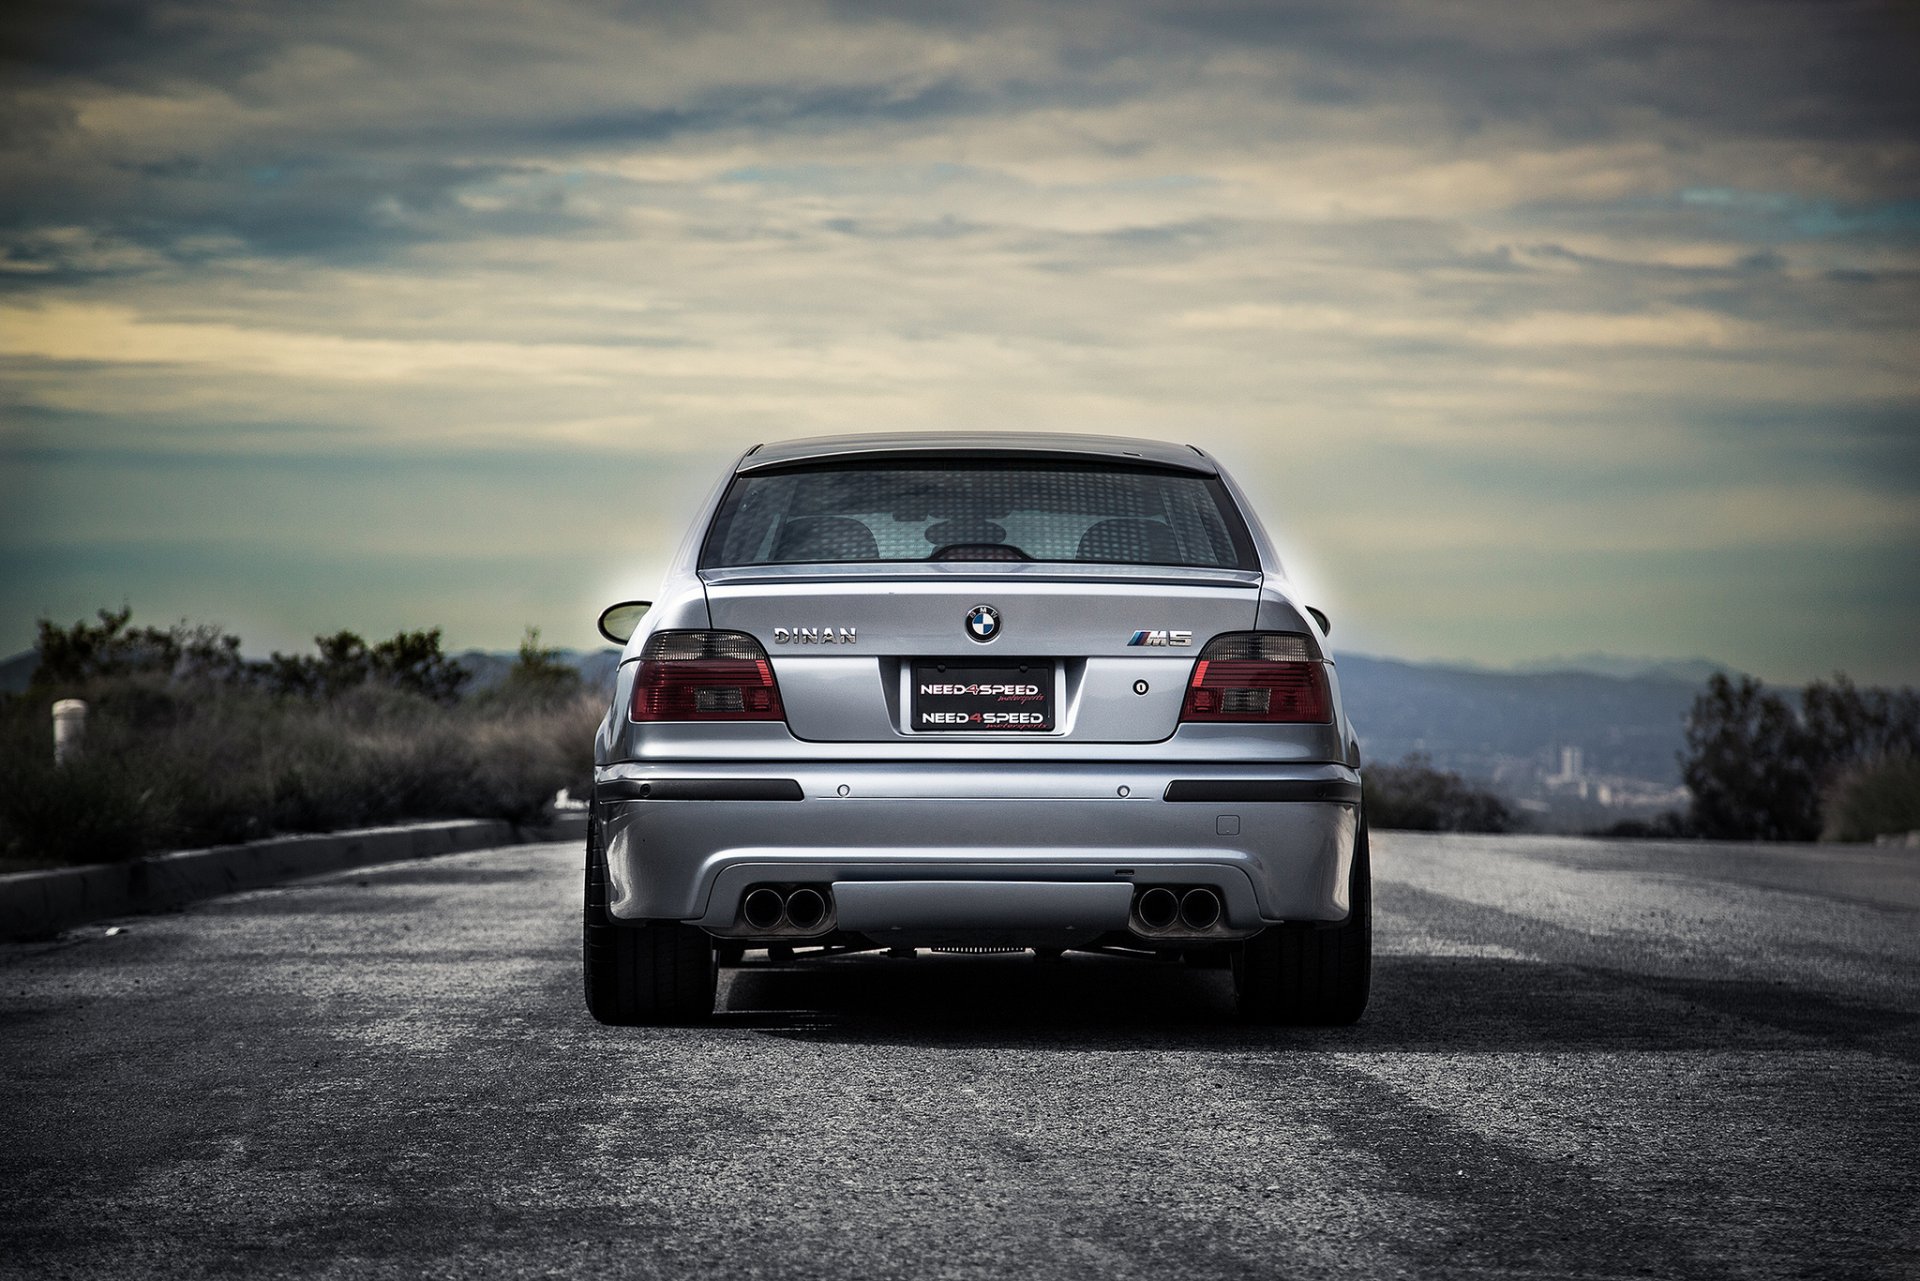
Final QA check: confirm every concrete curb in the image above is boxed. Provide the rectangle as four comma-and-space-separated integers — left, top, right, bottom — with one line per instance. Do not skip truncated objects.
0, 813, 589, 942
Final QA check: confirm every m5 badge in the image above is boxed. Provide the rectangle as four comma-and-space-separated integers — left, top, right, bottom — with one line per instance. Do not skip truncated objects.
1127, 629, 1193, 647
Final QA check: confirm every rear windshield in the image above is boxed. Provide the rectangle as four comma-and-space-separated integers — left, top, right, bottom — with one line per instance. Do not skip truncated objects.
701, 460, 1257, 570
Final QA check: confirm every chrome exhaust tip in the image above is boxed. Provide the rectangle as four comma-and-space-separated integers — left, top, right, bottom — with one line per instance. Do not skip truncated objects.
1179, 887, 1222, 931
742, 887, 785, 931
1137, 886, 1180, 931
784, 886, 828, 931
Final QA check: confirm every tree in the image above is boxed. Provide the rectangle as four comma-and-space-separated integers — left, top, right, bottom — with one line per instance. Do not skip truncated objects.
262, 628, 470, 704
497, 627, 582, 704
368, 629, 470, 705
1801, 675, 1920, 775
260, 631, 368, 699
33, 606, 141, 686
1682, 673, 1920, 841
27, 606, 473, 710
1681, 675, 1820, 840
33, 607, 246, 688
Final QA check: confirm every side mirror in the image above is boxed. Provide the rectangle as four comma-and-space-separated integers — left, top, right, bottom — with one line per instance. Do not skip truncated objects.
597, 601, 652, 645
1306, 606, 1331, 637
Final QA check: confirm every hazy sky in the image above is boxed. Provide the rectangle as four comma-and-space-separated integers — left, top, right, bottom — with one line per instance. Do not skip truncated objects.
2, 0, 1916, 682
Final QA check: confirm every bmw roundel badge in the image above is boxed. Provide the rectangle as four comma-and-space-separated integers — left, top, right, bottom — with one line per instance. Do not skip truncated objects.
966, 604, 1000, 642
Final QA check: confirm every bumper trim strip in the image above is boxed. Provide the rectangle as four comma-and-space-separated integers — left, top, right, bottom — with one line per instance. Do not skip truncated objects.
602, 778, 805, 802
1163, 779, 1361, 804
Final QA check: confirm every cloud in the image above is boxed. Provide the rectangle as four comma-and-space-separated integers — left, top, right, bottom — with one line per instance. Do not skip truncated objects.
0, 0, 1915, 679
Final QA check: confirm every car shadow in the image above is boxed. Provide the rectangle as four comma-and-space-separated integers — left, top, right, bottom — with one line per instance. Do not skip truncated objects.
717, 950, 1920, 1060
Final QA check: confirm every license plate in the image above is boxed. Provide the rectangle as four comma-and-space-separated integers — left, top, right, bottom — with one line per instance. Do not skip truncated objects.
911, 661, 1054, 732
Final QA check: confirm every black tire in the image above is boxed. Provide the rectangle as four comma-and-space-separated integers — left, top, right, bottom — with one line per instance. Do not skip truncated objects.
582, 811, 715, 1025
1233, 815, 1371, 1025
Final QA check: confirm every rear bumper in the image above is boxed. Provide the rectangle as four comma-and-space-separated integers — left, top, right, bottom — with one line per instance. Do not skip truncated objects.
594, 761, 1360, 936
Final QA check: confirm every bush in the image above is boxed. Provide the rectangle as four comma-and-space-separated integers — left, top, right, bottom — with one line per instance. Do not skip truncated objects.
31, 609, 472, 704
1681, 673, 1920, 841
1365, 754, 1518, 833
1, 611, 603, 867
1821, 755, 1920, 843
33, 607, 248, 688
271, 628, 471, 704
479, 627, 584, 708
0, 710, 153, 865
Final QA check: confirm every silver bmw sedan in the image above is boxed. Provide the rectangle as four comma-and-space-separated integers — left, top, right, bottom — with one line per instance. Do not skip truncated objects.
585, 433, 1368, 1025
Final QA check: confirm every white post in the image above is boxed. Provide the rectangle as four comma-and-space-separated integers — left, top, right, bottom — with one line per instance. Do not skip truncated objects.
52, 699, 86, 765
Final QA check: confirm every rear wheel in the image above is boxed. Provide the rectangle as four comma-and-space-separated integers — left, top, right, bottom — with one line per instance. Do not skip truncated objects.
1233, 815, 1371, 1025
582, 810, 715, 1025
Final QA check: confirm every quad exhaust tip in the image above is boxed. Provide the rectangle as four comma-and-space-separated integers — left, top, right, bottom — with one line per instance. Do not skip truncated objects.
740, 884, 834, 933
784, 887, 827, 930
742, 887, 785, 931
1137, 886, 1180, 931
1133, 884, 1225, 934
1179, 887, 1222, 930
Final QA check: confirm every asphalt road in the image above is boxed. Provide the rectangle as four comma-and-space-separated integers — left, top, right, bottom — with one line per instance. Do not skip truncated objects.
3, 832, 1916, 1280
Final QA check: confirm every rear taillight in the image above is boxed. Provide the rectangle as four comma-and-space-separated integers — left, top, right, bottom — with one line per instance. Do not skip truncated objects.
1180, 632, 1332, 724
630, 631, 785, 722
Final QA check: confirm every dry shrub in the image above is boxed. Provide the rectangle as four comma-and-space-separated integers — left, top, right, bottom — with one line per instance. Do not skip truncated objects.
0, 680, 607, 868
1821, 755, 1920, 843
1364, 753, 1518, 833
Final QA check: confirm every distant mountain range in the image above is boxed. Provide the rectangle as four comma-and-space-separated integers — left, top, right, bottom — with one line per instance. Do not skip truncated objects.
1505, 654, 1732, 684
450, 647, 624, 695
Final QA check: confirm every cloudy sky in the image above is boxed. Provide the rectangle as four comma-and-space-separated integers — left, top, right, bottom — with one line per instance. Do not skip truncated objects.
2, 0, 1916, 682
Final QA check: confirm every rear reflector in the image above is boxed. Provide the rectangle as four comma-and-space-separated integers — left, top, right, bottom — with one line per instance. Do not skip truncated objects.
631, 631, 785, 722
1180, 632, 1332, 724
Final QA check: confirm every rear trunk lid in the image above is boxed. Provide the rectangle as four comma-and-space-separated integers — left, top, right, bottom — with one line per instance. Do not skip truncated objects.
702, 564, 1260, 743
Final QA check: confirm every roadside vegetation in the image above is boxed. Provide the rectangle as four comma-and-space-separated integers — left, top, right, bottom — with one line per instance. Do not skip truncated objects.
1362, 670, 1920, 844
11, 611, 1913, 861
1, 609, 601, 869
1593, 673, 1919, 843
1363, 754, 1517, 834
1677, 673, 1919, 842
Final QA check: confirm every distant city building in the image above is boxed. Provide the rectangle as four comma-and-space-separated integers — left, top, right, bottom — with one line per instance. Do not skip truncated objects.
1557, 746, 1584, 782
1538, 741, 1687, 811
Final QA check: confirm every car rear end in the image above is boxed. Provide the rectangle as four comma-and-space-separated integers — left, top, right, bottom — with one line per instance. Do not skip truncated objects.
585, 435, 1369, 1025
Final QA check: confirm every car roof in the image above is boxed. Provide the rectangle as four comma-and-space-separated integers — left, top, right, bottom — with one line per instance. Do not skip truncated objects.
736, 433, 1217, 475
